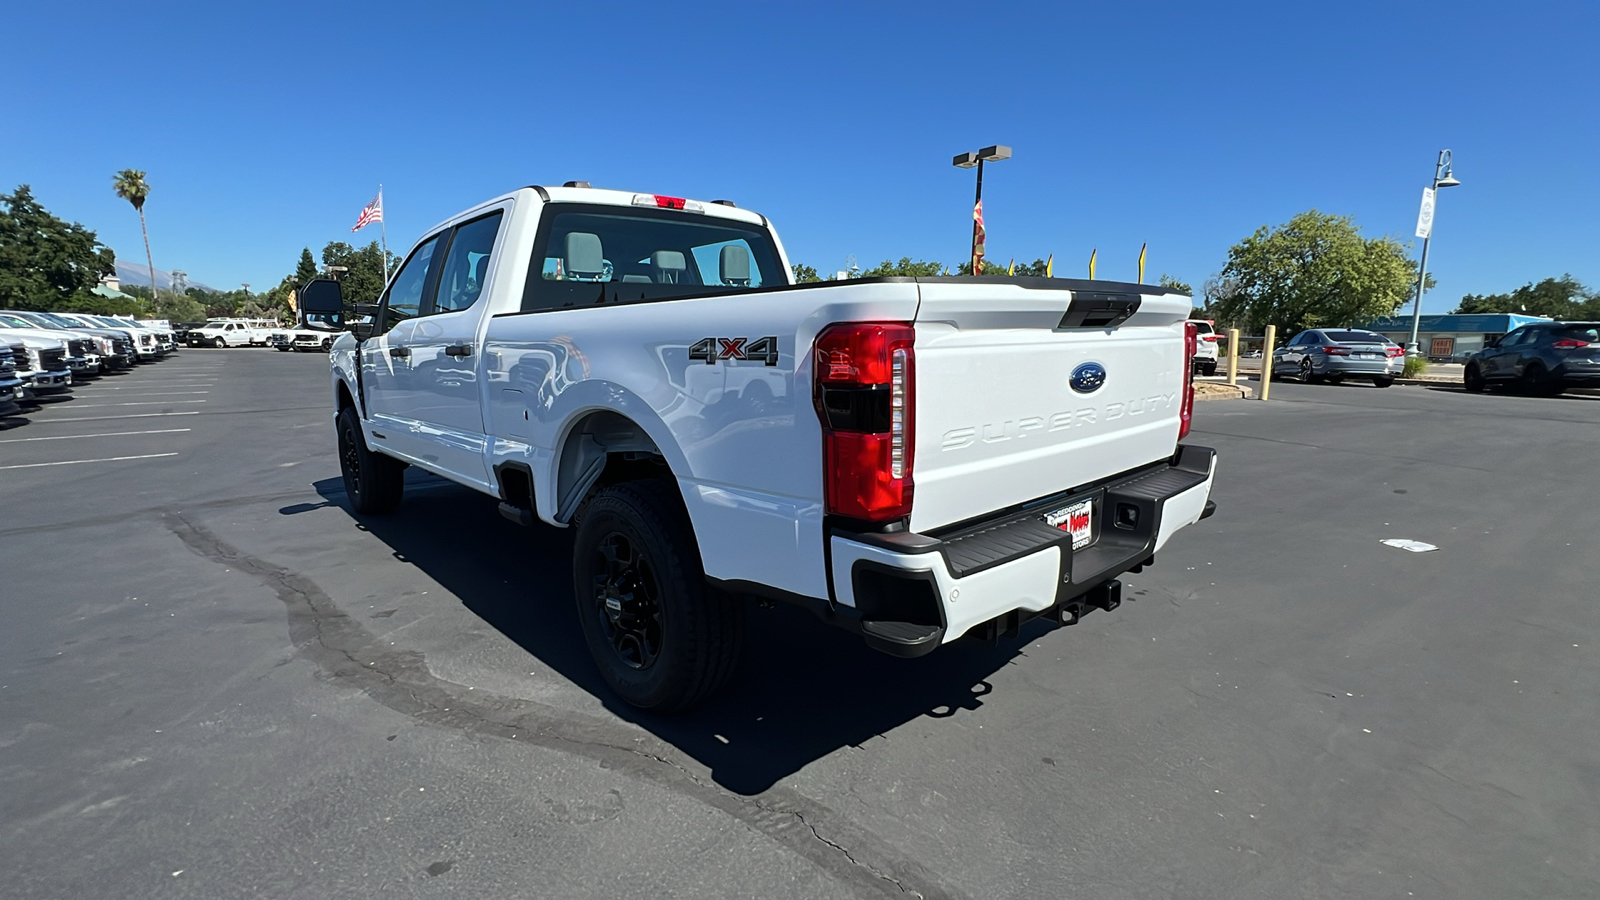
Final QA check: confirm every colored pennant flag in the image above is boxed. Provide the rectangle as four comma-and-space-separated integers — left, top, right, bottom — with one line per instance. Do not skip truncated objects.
1045, 253, 1053, 278
972, 199, 986, 275
1007, 258, 1015, 276
1088, 248, 1097, 280
286, 289, 298, 314
352, 188, 384, 232
1138, 242, 1147, 283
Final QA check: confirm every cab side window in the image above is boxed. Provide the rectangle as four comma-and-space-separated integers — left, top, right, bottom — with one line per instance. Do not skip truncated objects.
433, 212, 505, 314
378, 234, 446, 334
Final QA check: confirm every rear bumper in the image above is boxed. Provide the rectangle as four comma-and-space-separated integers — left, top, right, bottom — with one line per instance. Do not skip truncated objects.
1319, 356, 1402, 376
820, 445, 1218, 657
1553, 362, 1600, 384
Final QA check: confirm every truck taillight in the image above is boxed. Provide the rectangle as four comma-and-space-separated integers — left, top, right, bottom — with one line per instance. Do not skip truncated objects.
813, 323, 915, 522
1179, 321, 1197, 441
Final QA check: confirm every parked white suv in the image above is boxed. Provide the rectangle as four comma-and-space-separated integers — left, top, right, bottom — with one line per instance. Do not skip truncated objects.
1190, 319, 1219, 376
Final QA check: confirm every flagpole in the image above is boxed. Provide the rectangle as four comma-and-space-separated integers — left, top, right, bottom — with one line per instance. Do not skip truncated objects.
378, 184, 389, 281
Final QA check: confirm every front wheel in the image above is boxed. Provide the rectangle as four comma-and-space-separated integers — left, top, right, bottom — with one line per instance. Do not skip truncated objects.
1464, 365, 1485, 393
573, 480, 744, 712
337, 405, 405, 514
321, 337, 333, 352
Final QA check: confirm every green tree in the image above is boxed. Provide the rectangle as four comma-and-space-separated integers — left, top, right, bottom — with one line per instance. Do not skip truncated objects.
0, 185, 118, 310
112, 169, 159, 299
860, 257, 946, 278
1454, 275, 1598, 318
1210, 210, 1421, 335
155, 293, 207, 323
321, 241, 392, 306
956, 256, 1048, 276
295, 247, 319, 286
791, 263, 821, 283
1158, 273, 1194, 295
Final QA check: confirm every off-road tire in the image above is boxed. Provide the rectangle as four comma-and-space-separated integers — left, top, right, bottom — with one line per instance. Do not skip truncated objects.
337, 405, 404, 514
573, 480, 744, 712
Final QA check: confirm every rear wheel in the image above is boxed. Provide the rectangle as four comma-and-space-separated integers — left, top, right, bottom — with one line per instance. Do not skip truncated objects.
1464, 364, 1485, 393
1372, 375, 1395, 388
573, 480, 744, 712
1299, 358, 1321, 383
337, 405, 404, 514
1523, 363, 1562, 396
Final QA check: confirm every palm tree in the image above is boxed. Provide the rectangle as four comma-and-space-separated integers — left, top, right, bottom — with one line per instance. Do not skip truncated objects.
113, 169, 158, 299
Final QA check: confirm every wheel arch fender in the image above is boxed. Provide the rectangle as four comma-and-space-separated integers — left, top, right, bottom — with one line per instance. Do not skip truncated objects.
541, 381, 694, 528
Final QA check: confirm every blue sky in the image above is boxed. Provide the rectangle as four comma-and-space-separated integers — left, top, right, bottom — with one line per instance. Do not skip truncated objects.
4, 0, 1595, 309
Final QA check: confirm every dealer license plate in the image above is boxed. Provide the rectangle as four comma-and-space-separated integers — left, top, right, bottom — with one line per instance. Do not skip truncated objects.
1044, 499, 1095, 550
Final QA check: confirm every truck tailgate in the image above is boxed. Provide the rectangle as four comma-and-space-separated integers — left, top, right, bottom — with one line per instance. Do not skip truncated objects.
910, 280, 1191, 533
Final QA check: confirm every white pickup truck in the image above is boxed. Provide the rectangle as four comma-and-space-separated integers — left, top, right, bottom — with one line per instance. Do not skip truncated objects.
307, 184, 1218, 711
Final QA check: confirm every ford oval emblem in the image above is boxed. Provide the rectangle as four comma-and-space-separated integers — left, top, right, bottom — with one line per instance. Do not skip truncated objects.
1070, 362, 1107, 394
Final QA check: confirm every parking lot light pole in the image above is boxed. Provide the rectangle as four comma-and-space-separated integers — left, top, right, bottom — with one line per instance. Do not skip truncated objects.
1406, 150, 1461, 357
953, 145, 1011, 274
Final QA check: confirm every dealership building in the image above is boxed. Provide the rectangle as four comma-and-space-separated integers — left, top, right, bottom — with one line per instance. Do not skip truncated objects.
1358, 313, 1552, 361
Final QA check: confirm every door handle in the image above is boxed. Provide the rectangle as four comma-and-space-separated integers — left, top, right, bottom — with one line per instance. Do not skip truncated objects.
389, 347, 410, 358
444, 344, 473, 359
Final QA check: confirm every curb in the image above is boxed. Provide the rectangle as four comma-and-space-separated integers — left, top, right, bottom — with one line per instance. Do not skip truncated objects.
1194, 382, 1253, 401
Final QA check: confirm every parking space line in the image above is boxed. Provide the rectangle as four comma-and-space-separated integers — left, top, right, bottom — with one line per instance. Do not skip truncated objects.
95, 391, 210, 397
0, 428, 191, 443
104, 384, 213, 389
40, 411, 201, 423
0, 453, 178, 470
60, 400, 208, 409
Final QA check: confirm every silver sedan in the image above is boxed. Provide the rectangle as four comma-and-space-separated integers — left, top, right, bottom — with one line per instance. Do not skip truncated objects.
1272, 329, 1404, 387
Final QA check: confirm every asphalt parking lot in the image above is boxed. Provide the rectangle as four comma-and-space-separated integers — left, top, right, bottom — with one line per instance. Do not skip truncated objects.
2, 350, 1596, 899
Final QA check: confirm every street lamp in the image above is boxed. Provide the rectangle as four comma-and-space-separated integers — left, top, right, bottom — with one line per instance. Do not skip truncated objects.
1406, 149, 1461, 357
953, 145, 1011, 274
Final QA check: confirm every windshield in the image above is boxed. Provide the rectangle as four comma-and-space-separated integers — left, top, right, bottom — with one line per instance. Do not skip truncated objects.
524, 205, 784, 313
35, 313, 80, 328
1323, 330, 1391, 344
0, 313, 36, 328
1190, 321, 1214, 334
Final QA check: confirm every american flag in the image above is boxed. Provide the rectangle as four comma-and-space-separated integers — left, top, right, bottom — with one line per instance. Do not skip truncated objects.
972, 198, 986, 274
351, 189, 383, 232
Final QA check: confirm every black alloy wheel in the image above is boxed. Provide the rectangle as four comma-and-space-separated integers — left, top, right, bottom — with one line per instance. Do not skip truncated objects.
572, 481, 744, 712
1464, 364, 1486, 393
321, 337, 333, 352
590, 533, 665, 670
1522, 363, 1562, 396
336, 405, 404, 514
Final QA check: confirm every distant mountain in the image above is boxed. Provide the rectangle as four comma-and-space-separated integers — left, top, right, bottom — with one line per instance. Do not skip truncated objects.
115, 261, 220, 293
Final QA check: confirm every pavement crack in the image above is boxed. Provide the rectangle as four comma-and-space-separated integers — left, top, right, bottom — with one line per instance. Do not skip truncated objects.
162, 510, 966, 900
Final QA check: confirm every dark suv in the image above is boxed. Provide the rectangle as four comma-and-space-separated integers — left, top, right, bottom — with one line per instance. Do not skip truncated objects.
1465, 322, 1600, 395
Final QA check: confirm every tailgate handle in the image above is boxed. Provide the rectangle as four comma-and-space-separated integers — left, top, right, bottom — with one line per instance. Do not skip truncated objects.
1059, 292, 1141, 329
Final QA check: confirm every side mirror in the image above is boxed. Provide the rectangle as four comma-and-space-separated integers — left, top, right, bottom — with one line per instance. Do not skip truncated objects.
298, 278, 345, 328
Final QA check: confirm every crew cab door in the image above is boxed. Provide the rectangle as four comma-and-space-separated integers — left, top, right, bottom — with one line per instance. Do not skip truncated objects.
361, 230, 447, 464
385, 208, 506, 488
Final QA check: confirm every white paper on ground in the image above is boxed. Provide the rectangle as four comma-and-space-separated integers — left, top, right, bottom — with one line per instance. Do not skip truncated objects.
1381, 539, 1438, 553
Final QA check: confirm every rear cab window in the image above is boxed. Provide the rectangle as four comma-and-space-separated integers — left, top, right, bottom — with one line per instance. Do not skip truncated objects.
522, 204, 784, 313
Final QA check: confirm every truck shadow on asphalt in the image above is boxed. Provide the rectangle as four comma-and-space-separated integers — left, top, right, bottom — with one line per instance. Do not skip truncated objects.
311, 473, 1056, 795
